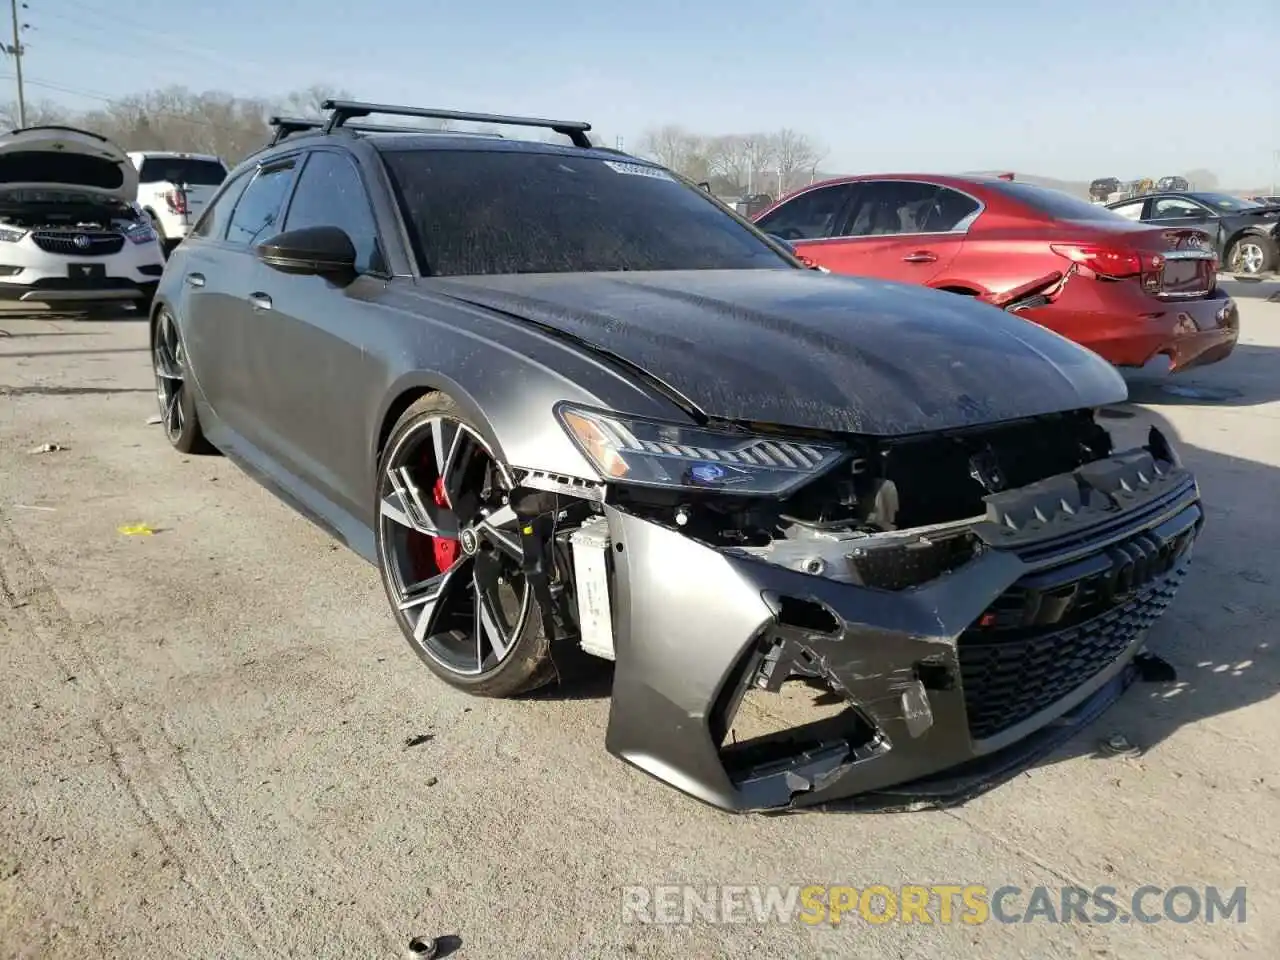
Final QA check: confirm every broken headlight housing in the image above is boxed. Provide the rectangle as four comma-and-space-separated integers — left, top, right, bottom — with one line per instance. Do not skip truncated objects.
556, 403, 846, 497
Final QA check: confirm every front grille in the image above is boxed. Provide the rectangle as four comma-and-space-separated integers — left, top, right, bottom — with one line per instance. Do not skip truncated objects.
31, 231, 125, 257
958, 510, 1198, 742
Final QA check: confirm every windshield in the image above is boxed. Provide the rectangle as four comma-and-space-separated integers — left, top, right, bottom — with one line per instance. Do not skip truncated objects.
983, 179, 1134, 221
137, 157, 227, 186
1193, 193, 1262, 212
380, 149, 792, 276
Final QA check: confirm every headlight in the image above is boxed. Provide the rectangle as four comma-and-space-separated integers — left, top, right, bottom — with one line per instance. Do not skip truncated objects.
0, 226, 27, 243
125, 223, 157, 244
556, 403, 846, 497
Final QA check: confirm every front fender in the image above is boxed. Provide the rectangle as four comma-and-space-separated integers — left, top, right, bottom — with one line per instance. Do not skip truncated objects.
366, 289, 691, 491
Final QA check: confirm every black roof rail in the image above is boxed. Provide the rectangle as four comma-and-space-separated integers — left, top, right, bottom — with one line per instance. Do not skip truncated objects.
319, 99, 594, 147
267, 115, 509, 147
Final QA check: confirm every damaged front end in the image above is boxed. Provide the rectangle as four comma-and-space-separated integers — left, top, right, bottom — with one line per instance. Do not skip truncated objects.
517, 404, 1201, 812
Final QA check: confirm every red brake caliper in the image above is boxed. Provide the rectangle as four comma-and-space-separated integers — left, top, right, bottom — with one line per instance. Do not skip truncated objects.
431, 477, 460, 571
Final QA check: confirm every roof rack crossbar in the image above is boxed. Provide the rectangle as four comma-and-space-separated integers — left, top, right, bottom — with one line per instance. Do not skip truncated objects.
319, 99, 594, 147
267, 115, 507, 147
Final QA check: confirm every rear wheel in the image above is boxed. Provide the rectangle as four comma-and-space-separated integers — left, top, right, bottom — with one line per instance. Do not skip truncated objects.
152, 309, 216, 454
1226, 235, 1276, 276
374, 394, 555, 698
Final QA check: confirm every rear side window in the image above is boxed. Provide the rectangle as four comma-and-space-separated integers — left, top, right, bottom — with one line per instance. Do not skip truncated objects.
380, 149, 790, 276
755, 185, 857, 240
844, 181, 982, 235
191, 170, 252, 239
225, 163, 296, 247
137, 157, 228, 186
984, 180, 1132, 222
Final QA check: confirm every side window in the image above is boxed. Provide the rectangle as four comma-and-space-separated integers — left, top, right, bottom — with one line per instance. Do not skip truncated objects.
282, 151, 383, 273
225, 163, 297, 247
917, 186, 981, 232
1108, 200, 1145, 221
754, 185, 858, 241
191, 170, 251, 240
1151, 198, 1207, 219
844, 181, 950, 237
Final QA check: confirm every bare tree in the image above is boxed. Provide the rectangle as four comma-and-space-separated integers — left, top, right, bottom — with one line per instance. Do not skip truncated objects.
738, 134, 775, 195
0, 99, 68, 129
638, 124, 702, 174
770, 128, 823, 195
279, 84, 352, 119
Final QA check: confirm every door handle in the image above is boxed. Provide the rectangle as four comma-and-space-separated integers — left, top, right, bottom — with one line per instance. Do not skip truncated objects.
185, 273, 205, 287
902, 251, 938, 263
248, 293, 273, 311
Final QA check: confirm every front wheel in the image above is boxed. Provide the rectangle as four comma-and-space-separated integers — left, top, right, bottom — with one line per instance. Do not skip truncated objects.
1226, 235, 1276, 276
374, 394, 556, 698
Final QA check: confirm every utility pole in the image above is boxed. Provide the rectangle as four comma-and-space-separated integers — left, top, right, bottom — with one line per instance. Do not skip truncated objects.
4, 0, 27, 127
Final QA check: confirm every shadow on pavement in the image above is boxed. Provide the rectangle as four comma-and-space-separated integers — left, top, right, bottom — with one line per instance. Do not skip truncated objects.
1125, 344, 1280, 407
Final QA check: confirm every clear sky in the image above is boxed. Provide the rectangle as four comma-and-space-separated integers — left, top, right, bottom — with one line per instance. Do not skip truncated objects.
8, 0, 1279, 187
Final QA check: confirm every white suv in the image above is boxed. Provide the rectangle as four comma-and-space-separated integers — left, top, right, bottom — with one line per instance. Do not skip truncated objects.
127, 151, 229, 252
0, 125, 165, 311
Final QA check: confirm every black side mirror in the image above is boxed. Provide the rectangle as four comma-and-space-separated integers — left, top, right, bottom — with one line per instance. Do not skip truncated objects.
255, 225, 357, 282
766, 233, 797, 256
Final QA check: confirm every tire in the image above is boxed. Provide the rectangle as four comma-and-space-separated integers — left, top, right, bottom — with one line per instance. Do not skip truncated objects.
374, 393, 556, 698
151, 308, 217, 455
1226, 234, 1277, 276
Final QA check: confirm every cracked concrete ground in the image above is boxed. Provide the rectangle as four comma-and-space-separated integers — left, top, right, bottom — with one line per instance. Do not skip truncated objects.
1, 282, 1277, 959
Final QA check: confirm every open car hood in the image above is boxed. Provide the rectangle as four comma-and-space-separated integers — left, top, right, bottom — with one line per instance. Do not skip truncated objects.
427, 269, 1129, 436
0, 125, 137, 201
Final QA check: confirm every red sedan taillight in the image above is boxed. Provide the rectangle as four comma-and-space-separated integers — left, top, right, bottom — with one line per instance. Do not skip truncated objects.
1049, 243, 1151, 279
163, 189, 189, 215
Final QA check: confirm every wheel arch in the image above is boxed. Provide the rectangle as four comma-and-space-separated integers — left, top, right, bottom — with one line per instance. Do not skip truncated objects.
373, 372, 503, 475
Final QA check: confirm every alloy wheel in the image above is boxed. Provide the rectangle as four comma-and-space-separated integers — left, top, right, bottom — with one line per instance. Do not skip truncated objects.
152, 312, 187, 444
378, 415, 531, 677
1230, 241, 1266, 275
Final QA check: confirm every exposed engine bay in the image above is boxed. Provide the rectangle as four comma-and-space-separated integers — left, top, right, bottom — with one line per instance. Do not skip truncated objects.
512, 407, 1123, 659
0, 188, 143, 232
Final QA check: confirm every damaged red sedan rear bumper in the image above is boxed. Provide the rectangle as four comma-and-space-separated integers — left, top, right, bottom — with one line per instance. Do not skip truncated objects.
602, 438, 1201, 812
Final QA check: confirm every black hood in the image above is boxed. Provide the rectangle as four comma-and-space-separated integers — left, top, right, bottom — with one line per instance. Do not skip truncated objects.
426, 269, 1128, 436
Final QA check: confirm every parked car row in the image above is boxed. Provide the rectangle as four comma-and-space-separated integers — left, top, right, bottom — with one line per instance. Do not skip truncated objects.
750, 173, 1240, 376
129, 99, 1208, 813
0, 125, 232, 312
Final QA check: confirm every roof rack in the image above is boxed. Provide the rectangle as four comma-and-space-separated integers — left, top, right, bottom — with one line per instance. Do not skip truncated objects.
267, 116, 507, 147
319, 99, 594, 148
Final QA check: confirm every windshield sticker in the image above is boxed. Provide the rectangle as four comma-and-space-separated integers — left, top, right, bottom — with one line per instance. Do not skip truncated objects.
603, 160, 675, 181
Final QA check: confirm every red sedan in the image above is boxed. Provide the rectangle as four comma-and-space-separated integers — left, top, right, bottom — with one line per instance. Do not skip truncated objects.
752, 174, 1239, 374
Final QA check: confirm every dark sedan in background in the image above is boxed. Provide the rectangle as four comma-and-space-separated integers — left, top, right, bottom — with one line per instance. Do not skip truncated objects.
1107, 192, 1280, 276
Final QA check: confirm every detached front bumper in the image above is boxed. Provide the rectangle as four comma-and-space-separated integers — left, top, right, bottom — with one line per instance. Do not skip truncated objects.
602, 444, 1202, 812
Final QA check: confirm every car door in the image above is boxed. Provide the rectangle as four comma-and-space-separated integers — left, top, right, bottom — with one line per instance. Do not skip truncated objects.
1146, 196, 1226, 257
242, 147, 392, 522
820, 180, 980, 283
199, 157, 301, 449
173, 167, 254, 428
752, 183, 862, 265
